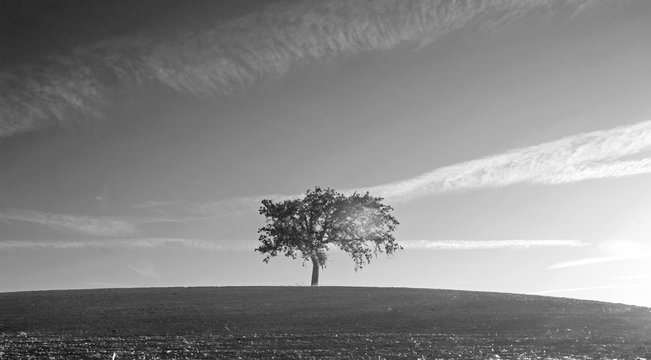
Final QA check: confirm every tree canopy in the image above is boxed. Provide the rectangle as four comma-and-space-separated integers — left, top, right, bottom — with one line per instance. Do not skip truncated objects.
256, 187, 400, 285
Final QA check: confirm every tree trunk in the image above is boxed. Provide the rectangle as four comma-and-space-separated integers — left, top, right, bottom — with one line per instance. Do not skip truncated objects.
310, 256, 319, 286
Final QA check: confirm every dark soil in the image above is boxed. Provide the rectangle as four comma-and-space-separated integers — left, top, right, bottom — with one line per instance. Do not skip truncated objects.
1, 286, 650, 359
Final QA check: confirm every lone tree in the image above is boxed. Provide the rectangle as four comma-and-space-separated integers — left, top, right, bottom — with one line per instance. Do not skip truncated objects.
256, 187, 401, 286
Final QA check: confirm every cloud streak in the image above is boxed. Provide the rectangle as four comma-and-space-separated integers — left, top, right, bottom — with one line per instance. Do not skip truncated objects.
360, 120, 651, 201
0, 238, 584, 251
0, 208, 138, 237
548, 239, 651, 269
402, 239, 588, 250
11, 117, 643, 237
0, 238, 255, 251
0, 208, 223, 238
0, 0, 600, 138
143, 119, 651, 216
547, 255, 647, 269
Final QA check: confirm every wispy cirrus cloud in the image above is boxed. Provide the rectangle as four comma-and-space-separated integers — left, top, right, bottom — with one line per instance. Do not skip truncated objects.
609, 275, 651, 281
7, 119, 651, 238
0, 208, 222, 238
402, 239, 588, 250
0, 208, 138, 237
360, 119, 651, 201
0, 0, 601, 138
133, 195, 292, 218
0, 238, 255, 251
548, 239, 651, 269
128, 262, 160, 280
547, 255, 646, 269
141, 119, 651, 217
0, 238, 583, 251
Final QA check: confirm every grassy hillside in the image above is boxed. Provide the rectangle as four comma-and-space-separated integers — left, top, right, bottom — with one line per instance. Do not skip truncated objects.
1, 287, 650, 359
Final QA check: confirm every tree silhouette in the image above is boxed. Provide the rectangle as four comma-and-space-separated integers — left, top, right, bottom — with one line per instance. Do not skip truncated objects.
256, 187, 400, 286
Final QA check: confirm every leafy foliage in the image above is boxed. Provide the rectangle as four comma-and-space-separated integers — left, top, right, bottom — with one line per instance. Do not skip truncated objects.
256, 187, 400, 270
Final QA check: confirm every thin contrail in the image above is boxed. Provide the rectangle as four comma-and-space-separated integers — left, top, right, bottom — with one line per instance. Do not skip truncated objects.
0, 0, 600, 138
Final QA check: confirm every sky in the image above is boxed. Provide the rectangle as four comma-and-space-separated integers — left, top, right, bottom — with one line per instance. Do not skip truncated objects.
2, 0, 651, 307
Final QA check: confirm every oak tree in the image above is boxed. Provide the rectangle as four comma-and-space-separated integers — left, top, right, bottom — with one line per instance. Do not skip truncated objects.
256, 187, 400, 286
